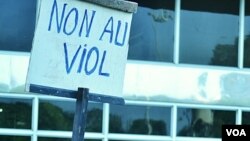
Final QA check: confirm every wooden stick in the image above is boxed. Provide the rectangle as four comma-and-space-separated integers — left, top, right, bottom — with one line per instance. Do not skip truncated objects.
72, 88, 89, 141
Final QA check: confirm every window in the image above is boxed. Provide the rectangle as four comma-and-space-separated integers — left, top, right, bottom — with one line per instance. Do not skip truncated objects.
128, 0, 175, 62
0, 136, 30, 141
0, 0, 36, 52
0, 98, 32, 129
39, 100, 102, 132
179, 0, 239, 66
242, 111, 250, 124
109, 104, 171, 135
244, 0, 250, 67
177, 108, 235, 137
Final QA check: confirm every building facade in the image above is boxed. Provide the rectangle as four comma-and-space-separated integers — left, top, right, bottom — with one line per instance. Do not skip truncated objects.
0, 0, 250, 140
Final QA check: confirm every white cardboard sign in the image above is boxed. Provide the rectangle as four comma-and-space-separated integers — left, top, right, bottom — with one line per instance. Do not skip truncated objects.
26, 0, 134, 97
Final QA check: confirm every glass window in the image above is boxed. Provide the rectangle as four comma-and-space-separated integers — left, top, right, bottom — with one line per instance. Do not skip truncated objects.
39, 100, 102, 132
177, 108, 236, 137
244, 0, 250, 67
109, 104, 171, 135
0, 98, 32, 129
180, 0, 239, 66
0, 0, 36, 52
242, 112, 250, 124
128, 0, 175, 62
0, 135, 30, 141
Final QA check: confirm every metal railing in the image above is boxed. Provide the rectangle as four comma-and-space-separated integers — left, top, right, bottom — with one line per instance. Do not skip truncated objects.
1, 92, 250, 141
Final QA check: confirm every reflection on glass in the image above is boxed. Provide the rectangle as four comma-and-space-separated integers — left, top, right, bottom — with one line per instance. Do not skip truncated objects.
177, 108, 235, 137
180, 0, 239, 66
0, 0, 36, 52
244, 0, 250, 67
128, 0, 175, 62
38, 138, 100, 141
0, 98, 32, 129
242, 112, 250, 124
39, 100, 102, 132
109, 105, 171, 135
0, 136, 30, 141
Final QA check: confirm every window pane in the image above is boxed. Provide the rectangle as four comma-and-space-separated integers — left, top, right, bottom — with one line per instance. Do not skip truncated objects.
0, 135, 30, 141
242, 112, 250, 124
0, 98, 32, 129
180, 0, 239, 66
177, 108, 235, 137
0, 0, 36, 52
39, 100, 102, 132
109, 105, 171, 135
128, 0, 175, 62
244, 0, 250, 67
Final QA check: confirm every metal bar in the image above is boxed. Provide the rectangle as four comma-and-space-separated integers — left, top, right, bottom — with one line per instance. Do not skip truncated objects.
0, 128, 33, 136
171, 105, 177, 141
88, 93, 125, 105
236, 109, 242, 125
173, 0, 181, 64
102, 103, 110, 141
107, 133, 172, 141
72, 88, 89, 141
125, 100, 240, 111
1, 92, 249, 111
36, 131, 104, 139
31, 97, 39, 141
238, 0, 245, 69
175, 137, 221, 141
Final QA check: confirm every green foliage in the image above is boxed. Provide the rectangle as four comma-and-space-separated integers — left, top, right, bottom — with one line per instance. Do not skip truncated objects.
39, 102, 73, 130
242, 112, 250, 124
177, 109, 235, 138
109, 113, 167, 135
0, 102, 31, 141
244, 35, 250, 67
0, 136, 30, 141
210, 44, 237, 66
0, 101, 102, 141
109, 114, 124, 133
128, 119, 166, 135
39, 102, 102, 132
212, 110, 236, 137
210, 35, 250, 66
0, 102, 31, 129
86, 108, 102, 132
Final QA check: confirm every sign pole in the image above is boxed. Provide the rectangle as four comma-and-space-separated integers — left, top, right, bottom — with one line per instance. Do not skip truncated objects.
72, 88, 89, 141
26, 0, 137, 141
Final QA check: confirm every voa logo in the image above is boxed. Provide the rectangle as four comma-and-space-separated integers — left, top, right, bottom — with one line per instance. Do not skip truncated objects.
226, 129, 246, 136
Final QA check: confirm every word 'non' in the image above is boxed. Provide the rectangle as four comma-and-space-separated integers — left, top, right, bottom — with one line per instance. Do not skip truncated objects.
47, 0, 129, 47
